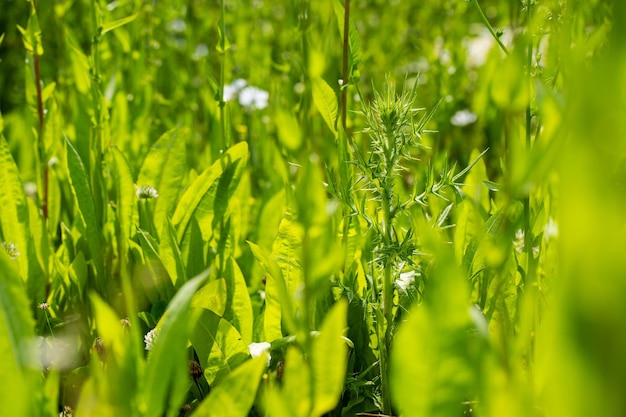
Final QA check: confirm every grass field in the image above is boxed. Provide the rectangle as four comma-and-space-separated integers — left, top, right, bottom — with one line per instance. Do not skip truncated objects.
1, 1, 626, 416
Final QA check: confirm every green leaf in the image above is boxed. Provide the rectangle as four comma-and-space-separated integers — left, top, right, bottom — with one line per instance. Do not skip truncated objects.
137, 128, 188, 237
80, 294, 141, 416
248, 241, 292, 340
101, 12, 139, 35
190, 309, 249, 385
143, 272, 209, 417
159, 217, 187, 287
0, 134, 45, 303
274, 109, 303, 151
0, 250, 40, 416
66, 136, 104, 284
391, 235, 476, 417
172, 142, 248, 244
191, 354, 267, 417
223, 257, 254, 344
190, 278, 227, 316
265, 346, 311, 417
17, 4, 43, 55
312, 77, 338, 137
109, 147, 137, 261
311, 299, 349, 417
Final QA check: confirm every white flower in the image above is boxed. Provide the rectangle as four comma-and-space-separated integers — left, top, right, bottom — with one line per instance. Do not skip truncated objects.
167, 19, 187, 33
513, 229, 525, 254
2, 242, 20, 259
248, 342, 271, 366
396, 270, 416, 291
144, 328, 159, 351
238, 86, 269, 110
450, 109, 478, 127
224, 78, 248, 102
136, 185, 159, 199
513, 229, 540, 257
544, 217, 559, 243
192, 43, 209, 61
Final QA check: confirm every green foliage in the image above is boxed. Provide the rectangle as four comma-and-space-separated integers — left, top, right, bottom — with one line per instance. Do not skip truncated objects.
0, 1, 624, 416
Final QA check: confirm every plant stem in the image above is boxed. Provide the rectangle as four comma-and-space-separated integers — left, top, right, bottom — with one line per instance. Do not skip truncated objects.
30, 0, 48, 222
471, 0, 510, 55
380, 186, 394, 415
524, 2, 533, 289
341, 0, 350, 132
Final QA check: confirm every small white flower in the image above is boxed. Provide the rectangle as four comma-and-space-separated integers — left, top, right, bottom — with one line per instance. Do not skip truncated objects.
2, 242, 20, 259
192, 43, 209, 61
396, 270, 416, 291
167, 18, 187, 33
136, 185, 159, 199
513, 229, 540, 257
24, 182, 38, 198
513, 229, 525, 254
39, 302, 49, 310
223, 78, 248, 102
544, 217, 559, 243
238, 86, 269, 110
450, 109, 478, 127
144, 328, 159, 351
248, 341, 271, 366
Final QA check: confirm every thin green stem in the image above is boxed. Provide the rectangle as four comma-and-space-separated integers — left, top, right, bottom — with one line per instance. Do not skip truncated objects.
524, 3, 533, 289
471, 0, 510, 55
44, 309, 54, 337
379, 187, 394, 415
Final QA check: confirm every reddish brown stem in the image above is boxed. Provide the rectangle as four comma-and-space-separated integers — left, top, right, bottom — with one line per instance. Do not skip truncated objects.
341, 0, 350, 132
31, 0, 48, 221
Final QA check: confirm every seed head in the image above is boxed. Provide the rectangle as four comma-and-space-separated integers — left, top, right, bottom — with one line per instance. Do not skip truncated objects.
136, 185, 159, 199
189, 360, 203, 380
144, 328, 159, 351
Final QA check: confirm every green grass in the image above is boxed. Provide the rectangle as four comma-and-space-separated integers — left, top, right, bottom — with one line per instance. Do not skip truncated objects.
1, 1, 625, 416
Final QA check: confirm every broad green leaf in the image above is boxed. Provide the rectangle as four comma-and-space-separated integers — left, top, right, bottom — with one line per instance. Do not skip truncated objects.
0, 134, 30, 279
248, 241, 292, 340
101, 12, 139, 35
137, 128, 188, 237
181, 215, 207, 279
172, 142, 248, 244
190, 309, 249, 385
159, 217, 187, 287
271, 210, 303, 304
0, 134, 45, 303
65, 136, 104, 283
189, 145, 249, 257
66, 30, 91, 93
109, 147, 137, 260
223, 257, 254, 344
136, 228, 173, 300
311, 299, 349, 417
312, 77, 338, 137
391, 235, 475, 417
190, 278, 227, 316
265, 346, 311, 417
78, 294, 141, 416
143, 272, 209, 417
275, 109, 302, 151
0, 250, 40, 416
191, 354, 267, 417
